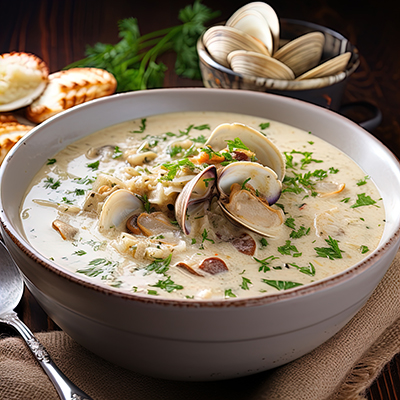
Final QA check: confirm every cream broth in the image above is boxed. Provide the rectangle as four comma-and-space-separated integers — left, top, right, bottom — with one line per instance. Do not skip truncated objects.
20, 112, 385, 300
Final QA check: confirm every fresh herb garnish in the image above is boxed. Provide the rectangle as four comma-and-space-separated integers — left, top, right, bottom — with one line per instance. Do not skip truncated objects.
151, 276, 183, 292
356, 176, 370, 186
260, 238, 268, 248
341, 197, 350, 203
112, 146, 123, 158
225, 289, 237, 298
314, 236, 344, 260
44, 177, 61, 190
259, 122, 270, 129
132, 118, 147, 133
289, 262, 316, 276
65, 2, 220, 91
135, 193, 152, 213
350, 193, 377, 208
226, 137, 249, 152
203, 177, 215, 187
77, 258, 119, 278
47, 158, 56, 165
240, 277, 252, 290
73, 250, 87, 256
360, 245, 369, 254
290, 226, 310, 239
74, 176, 95, 185
144, 254, 172, 275
277, 240, 302, 257
87, 160, 100, 170
159, 158, 198, 181
193, 124, 210, 131
191, 134, 207, 144
241, 177, 251, 191
284, 217, 296, 229
261, 279, 303, 291
253, 255, 279, 272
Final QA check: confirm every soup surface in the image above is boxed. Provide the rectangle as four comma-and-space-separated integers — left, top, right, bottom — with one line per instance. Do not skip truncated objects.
20, 112, 385, 300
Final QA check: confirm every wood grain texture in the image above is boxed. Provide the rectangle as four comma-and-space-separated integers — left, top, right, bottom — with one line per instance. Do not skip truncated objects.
1, 0, 400, 398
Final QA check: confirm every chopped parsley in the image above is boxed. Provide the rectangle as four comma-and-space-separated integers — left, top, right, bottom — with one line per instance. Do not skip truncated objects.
131, 118, 147, 133
350, 193, 377, 208
203, 177, 215, 187
144, 254, 172, 275
225, 289, 237, 298
289, 262, 316, 276
44, 177, 61, 190
73, 250, 87, 256
341, 197, 351, 203
254, 255, 279, 272
47, 158, 56, 165
167, 145, 183, 158
200, 229, 214, 249
262, 279, 303, 291
191, 134, 207, 144
356, 176, 370, 186
136, 193, 152, 213
277, 240, 302, 257
226, 137, 249, 152
77, 258, 119, 278
241, 177, 251, 191
87, 160, 100, 170
290, 226, 310, 239
240, 277, 252, 290
284, 217, 296, 229
112, 146, 123, 158
314, 236, 344, 260
259, 122, 270, 129
159, 158, 198, 181
74, 175, 95, 185
193, 124, 211, 131
260, 238, 268, 248
360, 245, 369, 254
151, 276, 183, 292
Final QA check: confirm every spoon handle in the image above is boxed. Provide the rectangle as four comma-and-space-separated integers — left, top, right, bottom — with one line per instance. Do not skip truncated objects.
0, 311, 93, 400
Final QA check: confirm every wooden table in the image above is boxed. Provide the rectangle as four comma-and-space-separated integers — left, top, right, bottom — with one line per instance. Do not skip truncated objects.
1, 0, 400, 398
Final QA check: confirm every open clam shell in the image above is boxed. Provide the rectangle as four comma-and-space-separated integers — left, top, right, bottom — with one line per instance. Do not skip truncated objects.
175, 165, 217, 234
98, 189, 144, 232
228, 50, 295, 80
205, 122, 285, 181
226, 1, 280, 54
226, 9, 274, 55
296, 52, 352, 80
273, 32, 325, 76
217, 162, 284, 237
203, 26, 270, 68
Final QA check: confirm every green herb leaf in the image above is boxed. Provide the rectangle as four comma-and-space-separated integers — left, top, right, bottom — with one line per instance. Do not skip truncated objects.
284, 217, 296, 229
44, 177, 61, 190
240, 277, 252, 290
151, 276, 183, 292
314, 236, 344, 260
277, 240, 302, 257
350, 193, 377, 208
132, 118, 147, 133
225, 289, 237, 298
144, 254, 172, 275
112, 146, 123, 158
262, 279, 303, 291
193, 124, 210, 131
360, 245, 369, 254
47, 158, 56, 165
226, 137, 249, 152
260, 238, 268, 248
259, 122, 270, 129
87, 160, 100, 170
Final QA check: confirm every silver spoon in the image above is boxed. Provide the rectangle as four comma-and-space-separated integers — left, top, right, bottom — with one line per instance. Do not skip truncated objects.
0, 241, 93, 400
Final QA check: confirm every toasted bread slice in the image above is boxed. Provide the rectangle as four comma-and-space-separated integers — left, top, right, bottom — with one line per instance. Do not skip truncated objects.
0, 121, 32, 164
26, 68, 117, 123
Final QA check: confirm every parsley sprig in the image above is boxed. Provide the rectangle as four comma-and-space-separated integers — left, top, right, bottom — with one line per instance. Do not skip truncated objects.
314, 236, 344, 260
65, 2, 220, 91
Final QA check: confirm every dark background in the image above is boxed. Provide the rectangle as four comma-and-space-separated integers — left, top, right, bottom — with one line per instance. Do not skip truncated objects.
1, 1, 400, 398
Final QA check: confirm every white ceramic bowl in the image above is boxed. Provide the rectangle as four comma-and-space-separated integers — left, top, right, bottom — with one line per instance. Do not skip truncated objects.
1, 88, 400, 381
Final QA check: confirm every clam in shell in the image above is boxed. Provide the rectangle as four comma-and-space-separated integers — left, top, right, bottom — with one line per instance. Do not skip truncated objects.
0, 52, 48, 112
226, 9, 274, 55
203, 26, 270, 68
227, 50, 295, 80
296, 52, 352, 80
227, 1, 280, 54
175, 165, 217, 234
217, 162, 284, 237
98, 189, 144, 233
273, 32, 325, 77
205, 122, 285, 181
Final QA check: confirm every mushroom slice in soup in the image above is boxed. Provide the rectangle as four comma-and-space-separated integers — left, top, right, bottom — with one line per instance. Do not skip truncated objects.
52, 219, 79, 240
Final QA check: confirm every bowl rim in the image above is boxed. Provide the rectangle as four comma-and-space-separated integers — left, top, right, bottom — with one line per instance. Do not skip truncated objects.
197, 18, 360, 91
1, 87, 400, 308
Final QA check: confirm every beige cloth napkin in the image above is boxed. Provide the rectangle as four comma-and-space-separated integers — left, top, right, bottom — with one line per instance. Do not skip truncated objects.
1, 251, 400, 400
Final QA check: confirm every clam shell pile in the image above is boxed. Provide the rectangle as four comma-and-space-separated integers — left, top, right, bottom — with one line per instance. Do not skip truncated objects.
203, 2, 352, 83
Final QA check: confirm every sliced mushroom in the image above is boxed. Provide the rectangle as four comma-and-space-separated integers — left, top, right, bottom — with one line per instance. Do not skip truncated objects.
136, 212, 180, 236
199, 257, 229, 275
52, 219, 79, 240
231, 233, 256, 256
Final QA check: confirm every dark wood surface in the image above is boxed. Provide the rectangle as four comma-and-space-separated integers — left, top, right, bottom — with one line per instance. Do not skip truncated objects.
1, 0, 400, 398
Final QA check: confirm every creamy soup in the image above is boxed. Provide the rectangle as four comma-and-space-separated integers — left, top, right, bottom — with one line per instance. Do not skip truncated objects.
20, 112, 385, 300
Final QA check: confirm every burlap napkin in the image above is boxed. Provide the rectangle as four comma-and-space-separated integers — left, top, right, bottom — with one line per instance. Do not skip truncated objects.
1, 251, 400, 400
